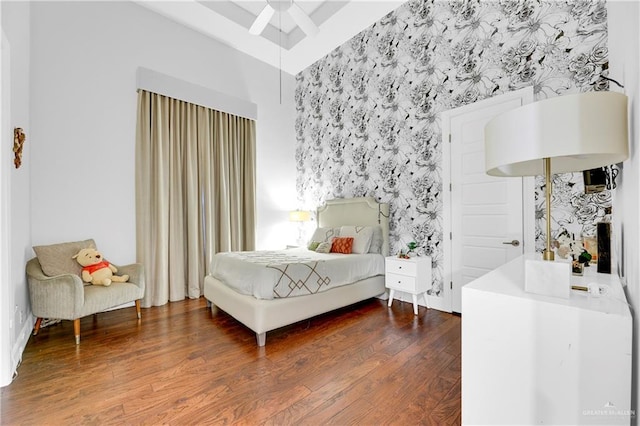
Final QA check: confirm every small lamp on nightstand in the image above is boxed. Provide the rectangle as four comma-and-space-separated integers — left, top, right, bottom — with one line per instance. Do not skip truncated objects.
484, 91, 628, 298
289, 209, 311, 247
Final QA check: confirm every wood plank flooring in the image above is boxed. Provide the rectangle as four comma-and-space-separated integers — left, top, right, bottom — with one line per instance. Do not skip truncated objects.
0, 297, 461, 425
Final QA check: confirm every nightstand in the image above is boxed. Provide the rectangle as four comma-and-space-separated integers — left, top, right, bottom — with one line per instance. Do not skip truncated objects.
385, 256, 432, 315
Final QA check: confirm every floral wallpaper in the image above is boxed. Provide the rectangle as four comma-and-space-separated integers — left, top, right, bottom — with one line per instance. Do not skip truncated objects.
294, 0, 611, 295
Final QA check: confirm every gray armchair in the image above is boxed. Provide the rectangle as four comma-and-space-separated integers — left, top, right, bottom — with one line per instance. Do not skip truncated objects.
27, 239, 145, 344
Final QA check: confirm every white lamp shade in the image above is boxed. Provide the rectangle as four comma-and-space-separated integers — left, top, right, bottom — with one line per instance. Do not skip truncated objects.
484, 91, 629, 177
289, 210, 311, 222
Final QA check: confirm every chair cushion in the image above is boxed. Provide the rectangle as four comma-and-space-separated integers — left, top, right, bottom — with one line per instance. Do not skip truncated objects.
80, 283, 144, 317
33, 239, 96, 277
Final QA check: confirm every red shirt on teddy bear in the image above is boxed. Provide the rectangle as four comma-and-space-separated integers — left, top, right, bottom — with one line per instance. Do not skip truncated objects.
82, 260, 111, 274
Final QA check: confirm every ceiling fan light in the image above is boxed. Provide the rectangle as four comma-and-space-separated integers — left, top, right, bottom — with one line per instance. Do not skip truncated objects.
249, 4, 275, 35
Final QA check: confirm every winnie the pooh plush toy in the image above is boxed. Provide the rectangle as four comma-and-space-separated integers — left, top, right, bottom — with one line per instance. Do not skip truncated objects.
72, 248, 129, 286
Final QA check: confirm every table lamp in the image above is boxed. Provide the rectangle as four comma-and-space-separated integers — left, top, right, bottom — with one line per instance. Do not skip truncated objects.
484, 91, 628, 297
289, 210, 311, 223
289, 209, 311, 246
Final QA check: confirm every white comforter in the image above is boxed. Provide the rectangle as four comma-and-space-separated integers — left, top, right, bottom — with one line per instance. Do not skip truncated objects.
210, 247, 385, 300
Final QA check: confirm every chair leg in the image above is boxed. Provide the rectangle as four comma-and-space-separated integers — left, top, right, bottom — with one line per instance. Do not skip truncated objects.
135, 300, 141, 320
73, 318, 80, 345
33, 318, 43, 336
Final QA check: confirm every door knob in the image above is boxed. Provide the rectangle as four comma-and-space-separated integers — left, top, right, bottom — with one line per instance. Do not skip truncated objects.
502, 240, 520, 247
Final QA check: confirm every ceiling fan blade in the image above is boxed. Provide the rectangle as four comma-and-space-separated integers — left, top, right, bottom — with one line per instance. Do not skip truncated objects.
249, 4, 275, 35
288, 2, 319, 37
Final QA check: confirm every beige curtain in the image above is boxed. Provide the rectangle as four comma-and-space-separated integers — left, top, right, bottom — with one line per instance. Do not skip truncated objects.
135, 90, 256, 308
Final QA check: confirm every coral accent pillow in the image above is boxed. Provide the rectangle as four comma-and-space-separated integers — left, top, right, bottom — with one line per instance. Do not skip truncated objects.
331, 237, 354, 254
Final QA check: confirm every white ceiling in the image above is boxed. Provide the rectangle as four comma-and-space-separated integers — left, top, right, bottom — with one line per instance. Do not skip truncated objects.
134, 0, 406, 75
226, 0, 329, 34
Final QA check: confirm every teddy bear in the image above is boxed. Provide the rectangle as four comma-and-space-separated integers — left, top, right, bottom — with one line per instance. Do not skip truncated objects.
72, 247, 129, 286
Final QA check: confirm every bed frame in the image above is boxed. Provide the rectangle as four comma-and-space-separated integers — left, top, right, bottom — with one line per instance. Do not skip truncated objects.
203, 197, 390, 346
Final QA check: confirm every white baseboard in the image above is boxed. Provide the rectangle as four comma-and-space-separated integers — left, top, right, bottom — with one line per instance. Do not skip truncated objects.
426, 294, 451, 313
7, 314, 34, 386
389, 290, 452, 313
376, 291, 389, 301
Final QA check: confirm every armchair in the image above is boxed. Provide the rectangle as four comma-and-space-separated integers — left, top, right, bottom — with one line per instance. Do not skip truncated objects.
27, 239, 145, 344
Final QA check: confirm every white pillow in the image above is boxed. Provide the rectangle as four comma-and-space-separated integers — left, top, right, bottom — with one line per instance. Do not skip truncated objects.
315, 242, 332, 253
308, 227, 339, 245
339, 226, 374, 254
368, 226, 383, 254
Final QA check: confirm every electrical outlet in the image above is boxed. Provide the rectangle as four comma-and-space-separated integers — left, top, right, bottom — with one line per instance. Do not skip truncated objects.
18, 310, 23, 325
9, 319, 13, 329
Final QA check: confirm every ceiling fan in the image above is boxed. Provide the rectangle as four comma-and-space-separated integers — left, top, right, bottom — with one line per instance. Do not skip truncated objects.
249, 0, 320, 37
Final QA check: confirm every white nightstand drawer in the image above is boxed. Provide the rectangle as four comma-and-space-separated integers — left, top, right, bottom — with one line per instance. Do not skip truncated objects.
386, 273, 416, 292
386, 259, 417, 276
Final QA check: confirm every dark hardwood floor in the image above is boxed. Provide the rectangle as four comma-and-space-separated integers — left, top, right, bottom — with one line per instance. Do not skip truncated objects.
0, 297, 461, 425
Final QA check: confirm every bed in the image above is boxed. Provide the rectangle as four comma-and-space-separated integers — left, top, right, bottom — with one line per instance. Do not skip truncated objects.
203, 197, 390, 346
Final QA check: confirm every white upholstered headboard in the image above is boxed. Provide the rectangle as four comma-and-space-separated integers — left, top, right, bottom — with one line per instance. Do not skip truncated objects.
316, 197, 390, 257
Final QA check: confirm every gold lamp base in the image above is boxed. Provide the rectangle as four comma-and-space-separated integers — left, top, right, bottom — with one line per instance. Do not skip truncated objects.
543, 157, 555, 262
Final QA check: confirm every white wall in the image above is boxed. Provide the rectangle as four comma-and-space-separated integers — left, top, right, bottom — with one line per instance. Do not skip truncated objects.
1, 1, 32, 386
608, 1, 640, 421
0, 26, 11, 388
29, 0, 296, 258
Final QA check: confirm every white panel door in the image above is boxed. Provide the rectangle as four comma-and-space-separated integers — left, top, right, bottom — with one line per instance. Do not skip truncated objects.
443, 87, 534, 314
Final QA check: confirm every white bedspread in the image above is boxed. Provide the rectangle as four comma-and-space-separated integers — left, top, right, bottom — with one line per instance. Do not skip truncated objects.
210, 247, 385, 300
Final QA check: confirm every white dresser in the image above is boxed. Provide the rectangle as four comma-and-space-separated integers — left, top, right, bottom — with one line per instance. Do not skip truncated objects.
462, 254, 632, 425
385, 256, 432, 315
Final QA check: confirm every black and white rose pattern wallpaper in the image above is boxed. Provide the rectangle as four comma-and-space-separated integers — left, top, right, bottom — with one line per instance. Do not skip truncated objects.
295, 0, 611, 296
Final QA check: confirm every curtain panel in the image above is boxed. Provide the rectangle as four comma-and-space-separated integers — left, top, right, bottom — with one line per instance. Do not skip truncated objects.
136, 90, 256, 308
